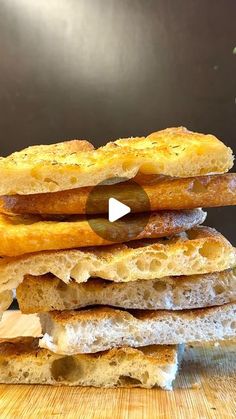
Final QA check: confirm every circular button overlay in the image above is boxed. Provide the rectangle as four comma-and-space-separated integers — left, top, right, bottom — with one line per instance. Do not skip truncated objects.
86, 177, 151, 243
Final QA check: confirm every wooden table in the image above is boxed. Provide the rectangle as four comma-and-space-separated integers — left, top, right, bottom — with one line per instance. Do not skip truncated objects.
0, 311, 235, 419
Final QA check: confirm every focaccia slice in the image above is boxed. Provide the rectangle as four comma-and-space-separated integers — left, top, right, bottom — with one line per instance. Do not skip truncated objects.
0, 227, 235, 292
16, 269, 236, 313
0, 337, 182, 390
39, 304, 236, 354
0, 127, 233, 195
1, 173, 235, 215
0, 208, 205, 256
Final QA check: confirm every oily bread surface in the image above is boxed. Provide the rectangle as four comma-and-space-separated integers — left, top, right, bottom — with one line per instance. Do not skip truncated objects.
0, 209, 206, 256
39, 303, 236, 354
0, 337, 181, 389
0, 127, 233, 195
16, 269, 236, 313
0, 227, 235, 292
2, 173, 236, 215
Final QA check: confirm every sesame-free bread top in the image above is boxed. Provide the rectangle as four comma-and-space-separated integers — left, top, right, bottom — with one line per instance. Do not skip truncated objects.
39, 303, 236, 354
0, 227, 235, 293
0, 127, 233, 195
1, 173, 236, 215
0, 337, 182, 389
0, 208, 205, 256
16, 269, 236, 314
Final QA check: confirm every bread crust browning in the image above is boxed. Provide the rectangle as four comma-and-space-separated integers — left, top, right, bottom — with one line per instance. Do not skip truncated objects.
45, 303, 236, 325
1, 173, 235, 215
0, 227, 235, 292
0, 337, 180, 389
0, 337, 176, 363
0, 127, 233, 195
0, 337, 41, 357
38, 303, 236, 353
0, 290, 13, 313
0, 209, 206, 257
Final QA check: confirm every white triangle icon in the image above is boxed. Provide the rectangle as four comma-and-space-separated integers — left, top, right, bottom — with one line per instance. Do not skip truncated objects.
108, 198, 131, 222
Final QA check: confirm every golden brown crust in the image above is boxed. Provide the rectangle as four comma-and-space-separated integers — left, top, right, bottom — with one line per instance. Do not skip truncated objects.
48, 303, 236, 325
0, 127, 233, 195
0, 336, 176, 364
0, 209, 206, 257
7, 139, 94, 159
0, 290, 13, 312
0, 226, 235, 293
0, 337, 41, 357
0, 336, 181, 389
1, 173, 236, 215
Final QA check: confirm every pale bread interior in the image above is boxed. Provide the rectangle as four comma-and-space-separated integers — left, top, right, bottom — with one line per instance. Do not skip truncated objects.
0, 337, 182, 389
16, 270, 236, 313
39, 303, 236, 355
0, 227, 235, 294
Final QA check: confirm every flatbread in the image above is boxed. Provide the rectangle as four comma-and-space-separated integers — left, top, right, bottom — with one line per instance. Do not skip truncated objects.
39, 303, 236, 354
0, 227, 235, 292
1, 173, 235, 215
16, 269, 236, 313
0, 127, 233, 195
0, 337, 182, 389
0, 209, 206, 256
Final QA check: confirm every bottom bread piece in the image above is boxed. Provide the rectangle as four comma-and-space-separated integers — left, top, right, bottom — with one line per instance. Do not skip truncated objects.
39, 303, 236, 354
0, 337, 183, 390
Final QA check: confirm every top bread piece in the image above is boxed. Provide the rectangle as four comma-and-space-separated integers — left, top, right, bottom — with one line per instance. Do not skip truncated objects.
0, 127, 233, 195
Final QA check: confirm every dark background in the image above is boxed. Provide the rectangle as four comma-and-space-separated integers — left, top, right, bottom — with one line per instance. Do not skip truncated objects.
0, 0, 235, 243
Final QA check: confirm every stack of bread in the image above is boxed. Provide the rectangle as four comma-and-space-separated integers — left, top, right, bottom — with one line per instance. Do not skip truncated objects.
0, 127, 235, 390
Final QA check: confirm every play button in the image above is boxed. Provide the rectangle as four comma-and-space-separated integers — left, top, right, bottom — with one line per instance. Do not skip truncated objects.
86, 177, 151, 243
108, 198, 131, 222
